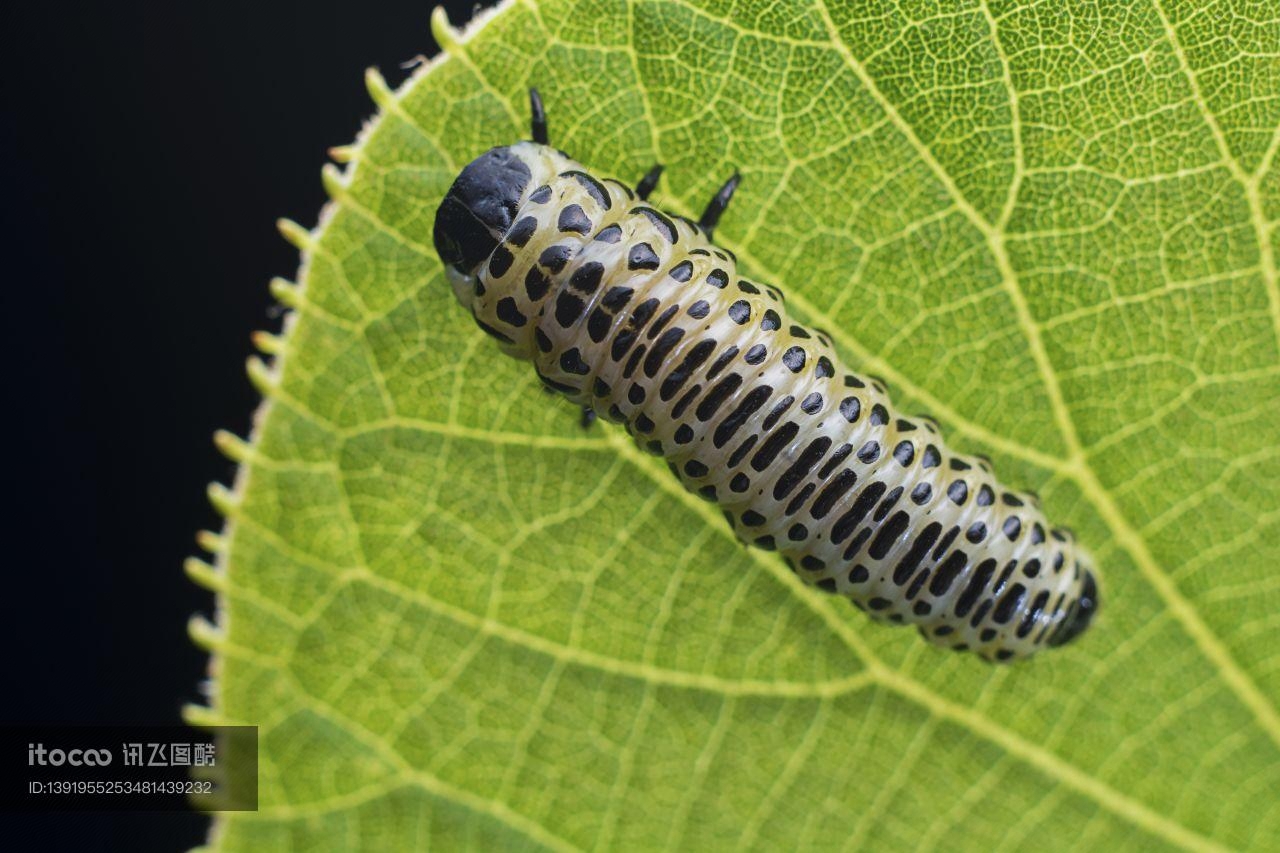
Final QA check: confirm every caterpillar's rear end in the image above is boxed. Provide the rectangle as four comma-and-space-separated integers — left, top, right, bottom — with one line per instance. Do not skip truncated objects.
432, 92, 1099, 662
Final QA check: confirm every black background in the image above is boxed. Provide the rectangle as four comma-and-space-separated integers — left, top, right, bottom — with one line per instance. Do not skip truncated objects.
4, 1, 484, 848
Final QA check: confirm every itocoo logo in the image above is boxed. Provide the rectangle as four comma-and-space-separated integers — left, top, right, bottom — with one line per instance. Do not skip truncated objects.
28, 743, 112, 766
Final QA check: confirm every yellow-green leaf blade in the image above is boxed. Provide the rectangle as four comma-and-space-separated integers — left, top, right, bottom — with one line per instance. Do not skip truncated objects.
198, 1, 1280, 849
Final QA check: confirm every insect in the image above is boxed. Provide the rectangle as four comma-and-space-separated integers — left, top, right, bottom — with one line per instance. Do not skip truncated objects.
432, 89, 1099, 662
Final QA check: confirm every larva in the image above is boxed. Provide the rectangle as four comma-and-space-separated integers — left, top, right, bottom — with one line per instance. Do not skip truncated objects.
432, 90, 1099, 662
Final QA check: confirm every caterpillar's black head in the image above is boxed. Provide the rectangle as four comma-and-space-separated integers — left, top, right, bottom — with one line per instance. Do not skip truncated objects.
434, 145, 532, 275
1048, 570, 1099, 647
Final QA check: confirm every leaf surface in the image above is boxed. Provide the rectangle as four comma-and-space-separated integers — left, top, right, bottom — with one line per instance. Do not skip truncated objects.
194, 1, 1280, 849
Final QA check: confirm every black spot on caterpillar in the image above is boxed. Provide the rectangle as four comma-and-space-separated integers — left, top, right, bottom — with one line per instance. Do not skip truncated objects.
432, 89, 1100, 663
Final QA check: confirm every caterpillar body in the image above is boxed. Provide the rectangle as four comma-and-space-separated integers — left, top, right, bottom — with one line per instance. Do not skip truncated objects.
432, 91, 1099, 662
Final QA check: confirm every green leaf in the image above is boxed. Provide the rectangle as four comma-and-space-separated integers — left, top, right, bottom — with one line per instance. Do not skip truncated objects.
190, 1, 1280, 849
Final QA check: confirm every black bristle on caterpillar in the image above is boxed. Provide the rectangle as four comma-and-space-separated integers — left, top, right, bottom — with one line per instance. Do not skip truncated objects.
431, 88, 1099, 662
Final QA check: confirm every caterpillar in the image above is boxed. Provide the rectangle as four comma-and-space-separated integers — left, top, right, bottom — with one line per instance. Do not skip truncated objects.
432, 90, 1099, 662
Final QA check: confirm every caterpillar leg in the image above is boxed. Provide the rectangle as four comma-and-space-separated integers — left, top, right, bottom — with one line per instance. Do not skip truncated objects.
539, 385, 596, 429
529, 88, 549, 145
635, 164, 664, 200
699, 172, 741, 237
